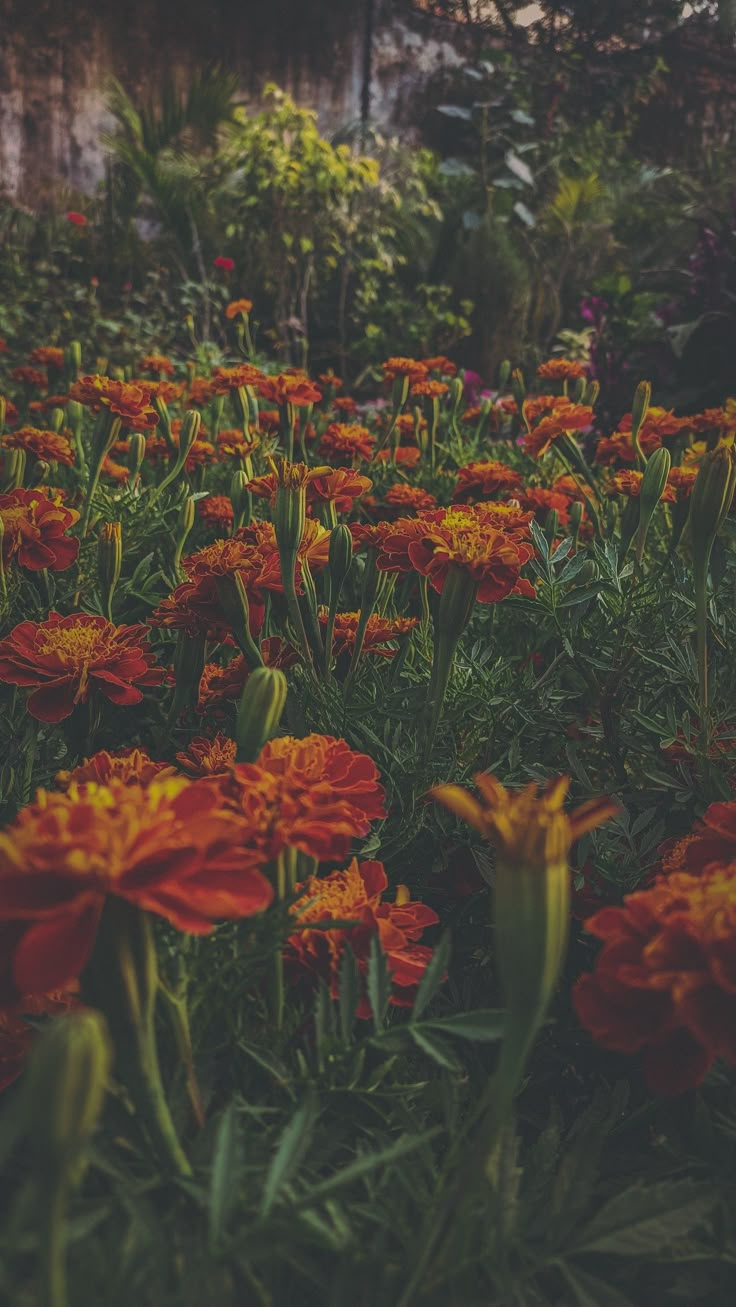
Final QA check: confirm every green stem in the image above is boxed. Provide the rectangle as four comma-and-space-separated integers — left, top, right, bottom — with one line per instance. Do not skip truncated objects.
39, 1177, 69, 1307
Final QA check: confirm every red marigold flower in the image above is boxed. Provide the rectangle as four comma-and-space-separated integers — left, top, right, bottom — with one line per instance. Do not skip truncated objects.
101, 456, 130, 484
0, 612, 164, 723
140, 353, 175, 377
516, 486, 574, 524
149, 538, 269, 641
317, 609, 419, 659
257, 374, 322, 408
605, 469, 676, 502
187, 376, 215, 406
1, 991, 78, 1093
686, 407, 736, 435
421, 355, 457, 377
319, 423, 376, 465
198, 495, 235, 531
375, 446, 421, 468
68, 376, 159, 432
453, 459, 523, 503
411, 379, 449, 399
209, 364, 265, 395
0, 397, 19, 426
522, 404, 594, 459
11, 366, 47, 389
0, 777, 273, 997
332, 396, 358, 418
536, 358, 586, 380
55, 748, 176, 791
216, 429, 261, 460
382, 483, 437, 517
378, 506, 533, 602
66, 211, 87, 227
286, 858, 438, 1012
523, 394, 561, 422
307, 469, 372, 513
318, 369, 342, 389
573, 863, 736, 1094
0, 488, 80, 571
214, 256, 235, 271
1, 427, 75, 466
29, 346, 64, 370
0, 339, 7, 353
176, 732, 237, 777
381, 357, 428, 383
667, 465, 699, 499
197, 638, 298, 713
215, 734, 386, 865
225, 298, 253, 319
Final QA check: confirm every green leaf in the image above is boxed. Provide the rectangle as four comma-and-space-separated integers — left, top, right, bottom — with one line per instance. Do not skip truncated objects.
422, 1009, 505, 1042
513, 200, 536, 227
208, 1103, 242, 1248
261, 1096, 316, 1217
505, 150, 534, 187
573, 1180, 715, 1257
367, 934, 392, 1033
338, 946, 359, 1045
291, 1129, 441, 1209
409, 1027, 460, 1070
411, 931, 451, 1021
436, 105, 473, 121
560, 1263, 636, 1307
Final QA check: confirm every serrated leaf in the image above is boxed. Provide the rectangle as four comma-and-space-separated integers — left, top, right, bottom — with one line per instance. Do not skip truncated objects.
573, 1180, 715, 1257
261, 1097, 316, 1216
367, 935, 392, 1033
412, 931, 451, 1020
208, 1103, 242, 1247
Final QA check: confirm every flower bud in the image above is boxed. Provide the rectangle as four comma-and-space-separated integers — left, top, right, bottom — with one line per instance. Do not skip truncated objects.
65, 340, 82, 385
328, 524, 354, 598
30, 459, 50, 487
636, 445, 671, 562
171, 630, 207, 716
236, 666, 288, 763
630, 380, 651, 462
391, 373, 410, 412
570, 375, 587, 405
543, 508, 559, 548
0, 395, 5, 436
449, 376, 464, 416
584, 380, 600, 407
49, 406, 65, 433
229, 469, 252, 529
511, 367, 526, 411
173, 495, 196, 575
497, 359, 511, 392
98, 521, 122, 618
127, 432, 147, 478
1, 447, 26, 492
569, 499, 584, 547
177, 409, 201, 462
690, 445, 736, 544
216, 572, 265, 668
273, 469, 306, 558
25, 1009, 111, 1173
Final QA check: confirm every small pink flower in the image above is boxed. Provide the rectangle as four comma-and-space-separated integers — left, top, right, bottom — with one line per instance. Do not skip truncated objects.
66, 211, 87, 227
214, 256, 235, 272
90, 277, 100, 288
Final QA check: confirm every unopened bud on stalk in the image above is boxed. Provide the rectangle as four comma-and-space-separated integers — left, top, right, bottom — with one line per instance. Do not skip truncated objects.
584, 379, 600, 407
511, 368, 526, 412
216, 572, 265, 668
272, 463, 307, 557
391, 373, 410, 412
173, 495, 195, 576
571, 375, 587, 405
236, 666, 288, 763
1, 447, 26, 492
328, 524, 353, 598
630, 380, 651, 464
65, 340, 82, 385
230, 469, 252, 530
26, 1009, 111, 1174
127, 432, 147, 478
171, 630, 207, 717
449, 376, 464, 416
636, 446, 671, 562
569, 500, 584, 548
98, 521, 122, 619
177, 410, 200, 462
49, 407, 65, 433
30, 459, 50, 487
233, 385, 249, 428
497, 359, 511, 392
543, 508, 559, 548
690, 445, 736, 542
0, 395, 5, 436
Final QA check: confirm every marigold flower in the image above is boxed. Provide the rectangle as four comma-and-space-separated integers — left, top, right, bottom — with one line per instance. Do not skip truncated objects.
55, 748, 175, 791
225, 298, 254, 318
606, 469, 676, 501
209, 364, 264, 396
376, 445, 421, 468
0, 488, 80, 571
197, 639, 297, 713
150, 540, 268, 640
318, 369, 342, 389
101, 456, 130, 484
215, 734, 386, 865
29, 346, 64, 370
1, 427, 75, 465
411, 379, 449, 399
522, 404, 594, 459
307, 469, 372, 513
216, 428, 261, 460
332, 396, 358, 417
66, 211, 87, 226
421, 355, 457, 377
140, 354, 175, 377
383, 483, 437, 517
536, 358, 586, 381
198, 495, 235, 531
319, 423, 376, 464
68, 376, 159, 431
286, 858, 438, 1012
573, 863, 736, 1094
176, 732, 237, 776
143, 379, 185, 405
12, 367, 48, 389
317, 609, 419, 659
453, 459, 523, 503
0, 612, 164, 722
0, 777, 272, 997
516, 486, 574, 524
523, 394, 561, 422
187, 376, 215, 406
667, 465, 699, 499
382, 357, 428, 383
257, 374, 322, 408
0, 397, 19, 425
379, 506, 533, 602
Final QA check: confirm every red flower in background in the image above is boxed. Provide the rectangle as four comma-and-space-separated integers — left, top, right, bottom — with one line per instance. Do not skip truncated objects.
55, 748, 176, 791
0, 488, 80, 571
1, 991, 78, 1093
176, 733, 237, 777
453, 460, 523, 503
286, 859, 438, 1013
66, 211, 87, 227
0, 612, 163, 722
214, 256, 235, 271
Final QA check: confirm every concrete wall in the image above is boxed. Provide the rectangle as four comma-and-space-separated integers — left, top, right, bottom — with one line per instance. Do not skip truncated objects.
0, 0, 476, 204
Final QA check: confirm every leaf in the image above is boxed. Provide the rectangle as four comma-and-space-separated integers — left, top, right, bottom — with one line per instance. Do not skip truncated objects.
505, 150, 534, 187
573, 1180, 715, 1258
338, 946, 359, 1045
551, 537, 574, 565
557, 584, 605, 607
436, 104, 473, 121
421, 1009, 505, 1042
409, 1027, 460, 1070
511, 108, 536, 126
261, 1096, 316, 1216
438, 157, 475, 178
530, 518, 551, 562
513, 200, 536, 228
411, 931, 451, 1020
291, 1129, 441, 1209
208, 1103, 242, 1247
561, 1263, 637, 1307
367, 935, 392, 1033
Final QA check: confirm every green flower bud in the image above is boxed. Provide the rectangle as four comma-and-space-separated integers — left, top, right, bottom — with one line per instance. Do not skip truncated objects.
230, 469, 252, 529
630, 380, 651, 463
98, 521, 122, 618
1, 447, 26, 492
0, 395, 5, 436
49, 406, 65, 433
449, 376, 464, 415
543, 508, 559, 547
25, 1010, 111, 1173
171, 630, 207, 716
497, 359, 511, 392
65, 340, 82, 385
511, 367, 526, 411
177, 410, 201, 461
391, 373, 410, 411
584, 379, 600, 407
570, 375, 587, 405
328, 524, 354, 597
690, 445, 736, 544
127, 432, 147, 478
30, 459, 50, 487
569, 499, 584, 547
636, 445, 671, 562
236, 666, 288, 763
173, 495, 196, 576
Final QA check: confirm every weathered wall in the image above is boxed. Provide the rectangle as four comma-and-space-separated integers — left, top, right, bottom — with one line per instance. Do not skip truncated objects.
0, 0, 475, 204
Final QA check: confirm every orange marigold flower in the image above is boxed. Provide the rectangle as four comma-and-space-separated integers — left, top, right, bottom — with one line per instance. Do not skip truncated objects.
573, 864, 736, 1094
55, 748, 176, 791
140, 354, 175, 377
68, 376, 159, 431
308, 469, 372, 513
516, 486, 574, 524
176, 732, 237, 777
101, 456, 130, 483
378, 506, 534, 602
0, 777, 273, 997
0, 397, 19, 426
453, 459, 523, 503
411, 379, 449, 399
522, 404, 594, 459
143, 379, 185, 405
679, 800, 736, 875
383, 483, 437, 517
318, 609, 419, 659
318, 369, 342, 389
209, 365, 265, 396
0, 612, 164, 723
1, 427, 75, 466
319, 422, 376, 464
215, 734, 386, 864
1, 991, 78, 1093
686, 407, 736, 435
187, 376, 216, 406
606, 469, 676, 502
216, 428, 260, 459
0, 488, 80, 571
667, 465, 699, 499
225, 298, 254, 319
536, 358, 586, 381
28, 346, 64, 370
150, 537, 270, 640
286, 858, 438, 1012
257, 374, 322, 407
197, 638, 298, 713
381, 357, 428, 383
11, 366, 47, 389
376, 446, 421, 468
198, 495, 234, 531
523, 393, 561, 422
421, 355, 457, 377
332, 395, 358, 417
